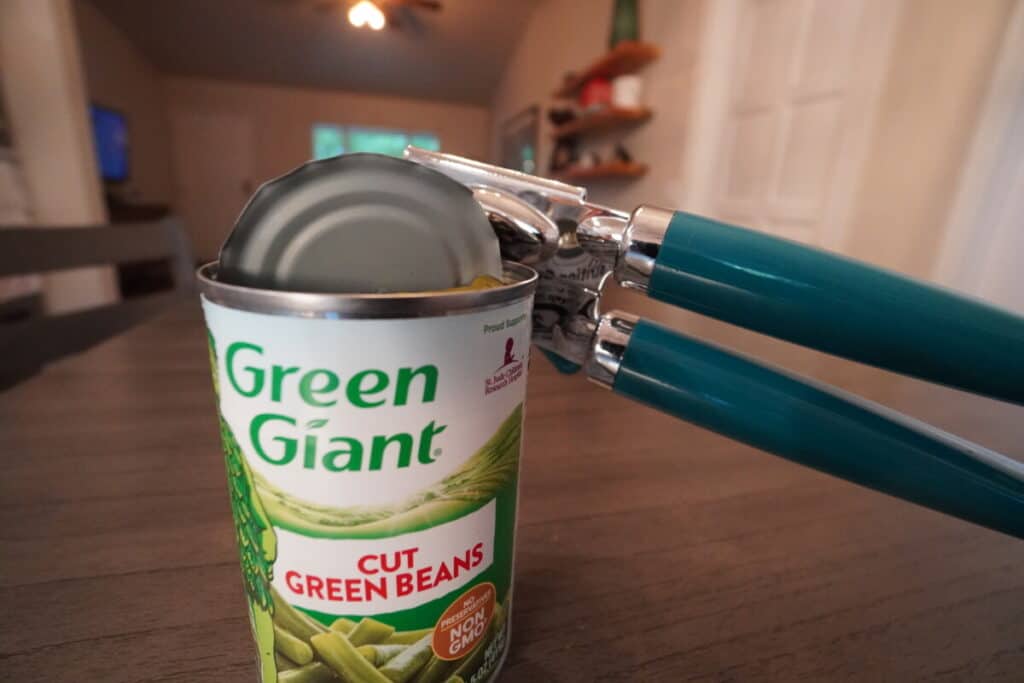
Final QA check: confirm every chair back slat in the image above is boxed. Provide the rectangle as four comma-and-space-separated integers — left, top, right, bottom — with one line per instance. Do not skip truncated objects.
0, 218, 194, 389
0, 220, 186, 277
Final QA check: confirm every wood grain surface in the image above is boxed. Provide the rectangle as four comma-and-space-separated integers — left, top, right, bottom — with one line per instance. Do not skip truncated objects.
1, 301, 1022, 682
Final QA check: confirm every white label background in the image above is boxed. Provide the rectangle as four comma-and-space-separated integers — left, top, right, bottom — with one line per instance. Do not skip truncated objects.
273, 501, 495, 615
203, 298, 531, 507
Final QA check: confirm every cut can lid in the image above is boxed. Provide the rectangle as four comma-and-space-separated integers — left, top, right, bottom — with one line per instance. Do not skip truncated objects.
218, 153, 502, 293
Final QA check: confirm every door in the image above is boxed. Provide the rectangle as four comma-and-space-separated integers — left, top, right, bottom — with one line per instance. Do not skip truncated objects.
688, 0, 901, 248
170, 111, 253, 262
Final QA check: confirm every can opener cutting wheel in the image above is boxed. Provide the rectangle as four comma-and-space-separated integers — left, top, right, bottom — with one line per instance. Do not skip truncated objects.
404, 146, 1024, 540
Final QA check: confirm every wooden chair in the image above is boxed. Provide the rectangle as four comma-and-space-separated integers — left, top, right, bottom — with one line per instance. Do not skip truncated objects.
0, 218, 194, 388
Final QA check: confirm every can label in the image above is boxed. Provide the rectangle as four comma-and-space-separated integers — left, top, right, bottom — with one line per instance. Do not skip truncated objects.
202, 296, 531, 683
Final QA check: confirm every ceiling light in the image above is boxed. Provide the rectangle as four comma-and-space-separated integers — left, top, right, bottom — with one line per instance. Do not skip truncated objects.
348, 1, 386, 31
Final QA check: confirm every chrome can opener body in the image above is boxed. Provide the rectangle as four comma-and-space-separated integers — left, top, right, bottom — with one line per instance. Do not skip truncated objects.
405, 147, 1024, 540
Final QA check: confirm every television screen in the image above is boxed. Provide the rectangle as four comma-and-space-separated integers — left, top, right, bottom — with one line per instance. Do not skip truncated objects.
90, 104, 128, 182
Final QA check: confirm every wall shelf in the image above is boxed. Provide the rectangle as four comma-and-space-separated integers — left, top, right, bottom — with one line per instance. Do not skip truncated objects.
552, 106, 652, 139
554, 162, 648, 181
553, 41, 661, 98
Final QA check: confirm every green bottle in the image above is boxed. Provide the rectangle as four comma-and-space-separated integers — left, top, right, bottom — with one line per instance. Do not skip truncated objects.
610, 0, 639, 49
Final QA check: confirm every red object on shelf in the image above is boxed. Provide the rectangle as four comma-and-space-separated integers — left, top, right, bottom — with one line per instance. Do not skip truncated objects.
554, 41, 660, 98
579, 78, 612, 109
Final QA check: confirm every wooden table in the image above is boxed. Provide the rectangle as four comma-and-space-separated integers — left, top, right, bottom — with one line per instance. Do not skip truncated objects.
2, 301, 1022, 681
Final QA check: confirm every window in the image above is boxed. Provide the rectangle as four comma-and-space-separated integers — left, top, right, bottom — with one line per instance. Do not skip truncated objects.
311, 125, 440, 160
312, 124, 346, 160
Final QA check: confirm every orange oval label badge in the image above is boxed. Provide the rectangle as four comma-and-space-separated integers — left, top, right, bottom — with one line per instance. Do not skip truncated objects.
432, 582, 496, 661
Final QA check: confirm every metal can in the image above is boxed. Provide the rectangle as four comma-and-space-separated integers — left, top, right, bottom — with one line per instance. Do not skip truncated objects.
198, 262, 536, 683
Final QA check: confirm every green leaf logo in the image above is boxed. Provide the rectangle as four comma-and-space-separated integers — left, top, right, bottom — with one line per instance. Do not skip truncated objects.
306, 418, 328, 429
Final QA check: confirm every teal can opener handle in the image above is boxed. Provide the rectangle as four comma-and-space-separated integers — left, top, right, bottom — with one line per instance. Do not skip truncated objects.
617, 210, 1024, 405
587, 314, 1024, 539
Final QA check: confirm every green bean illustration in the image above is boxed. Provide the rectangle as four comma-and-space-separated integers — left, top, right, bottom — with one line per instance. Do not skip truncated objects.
357, 644, 408, 666
274, 624, 314, 665
271, 587, 327, 642
452, 602, 505, 681
378, 633, 435, 683
384, 628, 434, 645
277, 662, 338, 683
210, 333, 279, 683
347, 617, 395, 646
272, 601, 508, 683
311, 631, 392, 683
275, 653, 297, 672
411, 655, 454, 683
254, 405, 523, 539
449, 637, 486, 680
330, 617, 357, 634
269, 591, 507, 683
493, 600, 505, 629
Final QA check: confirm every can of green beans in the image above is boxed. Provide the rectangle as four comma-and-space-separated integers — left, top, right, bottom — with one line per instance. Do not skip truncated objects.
198, 263, 536, 683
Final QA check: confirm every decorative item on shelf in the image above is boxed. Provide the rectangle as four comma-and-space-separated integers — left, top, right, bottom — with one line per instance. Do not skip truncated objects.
579, 78, 612, 111
550, 141, 578, 173
548, 106, 577, 127
553, 42, 660, 98
577, 151, 601, 170
613, 143, 633, 164
557, 71, 579, 95
548, 108, 579, 173
610, 0, 639, 48
545, 15, 656, 184
611, 75, 643, 108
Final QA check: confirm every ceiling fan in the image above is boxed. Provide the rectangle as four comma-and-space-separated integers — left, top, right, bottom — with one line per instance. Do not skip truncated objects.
279, 0, 442, 33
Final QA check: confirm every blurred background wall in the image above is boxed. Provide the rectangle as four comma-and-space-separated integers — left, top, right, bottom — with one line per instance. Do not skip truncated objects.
75, 1, 175, 207
161, 77, 490, 259
0, 0, 118, 314
493, 0, 706, 214
1, 0, 1020, 316
841, 0, 1016, 278
72, 2, 491, 260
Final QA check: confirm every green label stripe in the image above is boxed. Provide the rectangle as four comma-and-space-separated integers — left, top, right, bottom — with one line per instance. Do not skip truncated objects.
209, 332, 278, 682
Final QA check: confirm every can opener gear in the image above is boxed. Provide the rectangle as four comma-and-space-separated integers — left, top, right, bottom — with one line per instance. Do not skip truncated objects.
405, 146, 1024, 540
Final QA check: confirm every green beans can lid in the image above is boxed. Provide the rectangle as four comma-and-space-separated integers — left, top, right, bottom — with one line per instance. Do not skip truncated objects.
216, 153, 503, 294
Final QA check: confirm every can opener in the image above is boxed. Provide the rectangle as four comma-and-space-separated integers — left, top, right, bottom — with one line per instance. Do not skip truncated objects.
404, 146, 1024, 540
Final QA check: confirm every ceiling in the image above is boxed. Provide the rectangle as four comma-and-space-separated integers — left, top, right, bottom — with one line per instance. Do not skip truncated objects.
87, 0, 537, 105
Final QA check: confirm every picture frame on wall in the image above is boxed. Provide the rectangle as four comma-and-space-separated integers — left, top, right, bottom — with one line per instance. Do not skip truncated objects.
499, 105, 539, 174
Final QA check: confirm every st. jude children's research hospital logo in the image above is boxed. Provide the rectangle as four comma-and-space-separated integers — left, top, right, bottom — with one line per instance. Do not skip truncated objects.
485, 337, 523, 395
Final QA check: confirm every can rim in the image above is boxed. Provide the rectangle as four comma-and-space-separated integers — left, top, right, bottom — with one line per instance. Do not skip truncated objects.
196, 261, 537, 319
